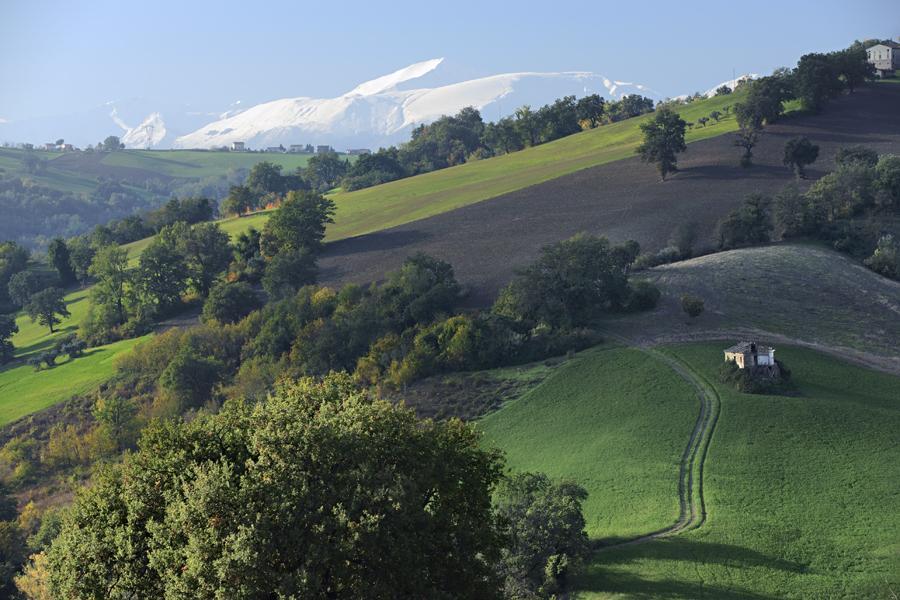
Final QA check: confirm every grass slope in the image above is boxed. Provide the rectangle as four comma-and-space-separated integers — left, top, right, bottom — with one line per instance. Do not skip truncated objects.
99, 149, 322, 178
482, 341, 900, 598
479, 346, 697, 540
0, 335, 149, 426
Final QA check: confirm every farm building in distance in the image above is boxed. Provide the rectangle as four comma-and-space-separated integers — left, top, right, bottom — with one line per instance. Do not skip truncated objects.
723, 342, 775, 369
316, 145, 334, 154
866, 41, 900, 77
346, 148, 372, 155
230, 141, 245, 151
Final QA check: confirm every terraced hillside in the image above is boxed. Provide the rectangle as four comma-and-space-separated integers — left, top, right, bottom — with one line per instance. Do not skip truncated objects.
481, 342, 900, 599
316, 84, 900, 305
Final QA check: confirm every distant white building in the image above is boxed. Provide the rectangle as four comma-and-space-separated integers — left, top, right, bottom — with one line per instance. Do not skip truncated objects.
346, 148, 371, 155
723, 342, 775, 369
316, 145, 334, 154
266, 145, 285, 153
231, 141, 245, 152
866, 41, 900, 77
288, 144, 306, 153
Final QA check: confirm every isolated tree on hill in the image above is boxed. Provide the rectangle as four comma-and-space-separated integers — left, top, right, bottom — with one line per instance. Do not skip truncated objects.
43, 373, 506, 599
681, 294, 705, 319
709, 110, 722, 122
102, 135, 124, 151
494, 472, 589, 599
636, 107, 687, 181
88, 245, 131, 326
25, 288, 70, 333
0, 315, 17, 364
783, 137, 820, 179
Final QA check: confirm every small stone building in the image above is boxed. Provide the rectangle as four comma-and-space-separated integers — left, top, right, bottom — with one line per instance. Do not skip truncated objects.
866, 41, 900, 78
723, 342, 775, 369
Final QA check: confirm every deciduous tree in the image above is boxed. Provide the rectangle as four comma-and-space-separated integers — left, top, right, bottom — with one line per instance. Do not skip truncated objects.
636, 107, 687, 180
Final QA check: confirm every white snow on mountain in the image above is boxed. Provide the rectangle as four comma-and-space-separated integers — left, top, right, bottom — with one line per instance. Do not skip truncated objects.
173, 59, 662, 150
703, 74, 759, 97
120, 112, 168, 148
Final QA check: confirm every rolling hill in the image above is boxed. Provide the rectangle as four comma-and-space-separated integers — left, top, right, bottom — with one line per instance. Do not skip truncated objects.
480, 342, 900, 598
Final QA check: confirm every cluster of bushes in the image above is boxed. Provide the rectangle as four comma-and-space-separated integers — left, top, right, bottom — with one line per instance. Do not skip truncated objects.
340, 94, 656, 192
25, 334, 87, 371
719, 359, 793, 395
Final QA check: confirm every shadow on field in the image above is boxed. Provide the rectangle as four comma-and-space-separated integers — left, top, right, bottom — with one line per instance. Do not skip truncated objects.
325, 229, 431, 258
595, 537, 807, 574
576, 570, 781, 600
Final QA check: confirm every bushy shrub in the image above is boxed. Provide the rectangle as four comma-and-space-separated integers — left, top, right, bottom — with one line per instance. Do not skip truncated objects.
201, 281, 261, 324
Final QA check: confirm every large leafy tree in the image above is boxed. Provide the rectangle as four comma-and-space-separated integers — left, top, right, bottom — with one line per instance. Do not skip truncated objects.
0, 315, 17, 364
494, 473, 590, 599
260, 190, 335, 257
716, 194, 773, 249
794, 53, 842, 112
0, 241, 29, 311
494, 234, 640, 328
636, 107, 687, 180
88, 245, 132, 326
47, 238, 77, 285
783, 136, 820, 179
45, 374, 505, 599
25, 288, 70, 333
181, 222, 232, 296
136, 231, 188, 315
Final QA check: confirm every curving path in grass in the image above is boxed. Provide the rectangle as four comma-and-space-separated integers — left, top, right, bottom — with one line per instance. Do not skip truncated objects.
596, 334, 721, 550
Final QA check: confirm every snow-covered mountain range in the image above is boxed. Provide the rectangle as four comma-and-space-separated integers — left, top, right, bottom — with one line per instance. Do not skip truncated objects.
0, 59, 753, 151
170, 58, 661, 150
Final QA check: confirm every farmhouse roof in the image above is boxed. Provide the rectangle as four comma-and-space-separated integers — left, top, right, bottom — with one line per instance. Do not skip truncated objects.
871, 41, 900, 49
724, 342, 774, 354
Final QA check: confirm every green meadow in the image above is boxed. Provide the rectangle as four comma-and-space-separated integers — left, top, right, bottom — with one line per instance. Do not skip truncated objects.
481, 342, 900, 598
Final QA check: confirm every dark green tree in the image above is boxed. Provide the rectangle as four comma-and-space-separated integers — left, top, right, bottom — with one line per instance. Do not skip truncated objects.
201, 281, 261, 324
681, 294, 705, 319
304, 152, 348, 191
494, 473, 590, 599
783, 137, 820, 179
102, 135, 124, 151
88, 245, 132, 326
45, 373, 505, 599
636, 107, 687, 180
7, 270, 50, 308
66, 237, 96, 285
136, 231, 188, 315
0, 315, 17, 364
576, 94, 606, 128
261, 249, 318, 299
260, 190, 335, 257
182, 222, 232, 296
716, 194, 773, 249
47, 238, 77, 285
220, 184, 258, 217
0, 241, 29, 311
794, 53, 842, 112
25, 287, 70, 333
835, 145, 879, 168
246, 161, 287, 196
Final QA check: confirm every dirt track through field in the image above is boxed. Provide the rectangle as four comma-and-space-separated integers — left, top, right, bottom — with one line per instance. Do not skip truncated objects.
319, 84, 900, 306
596, 334, 721, 550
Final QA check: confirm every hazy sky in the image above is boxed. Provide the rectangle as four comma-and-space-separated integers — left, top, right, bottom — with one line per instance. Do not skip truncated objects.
1, 0, 897, 122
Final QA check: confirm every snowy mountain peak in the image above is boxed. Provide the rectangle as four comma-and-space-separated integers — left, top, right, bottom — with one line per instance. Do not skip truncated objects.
346, 58, 444, 97
172, 59, 662, 151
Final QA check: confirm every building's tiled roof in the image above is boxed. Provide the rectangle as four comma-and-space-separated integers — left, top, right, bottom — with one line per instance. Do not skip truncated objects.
870, 40, 900, 49
724, 342, 774, 354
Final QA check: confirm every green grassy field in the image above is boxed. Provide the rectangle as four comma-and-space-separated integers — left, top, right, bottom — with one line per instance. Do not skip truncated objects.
100, 149, 324, 178
0, 335, 149, 426
480, 346, 697, 540
482, 342, 900, 598
11, 288, 90, 358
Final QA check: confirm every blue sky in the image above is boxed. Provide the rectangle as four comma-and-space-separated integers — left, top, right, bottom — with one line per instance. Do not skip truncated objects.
1, 0, 897, 121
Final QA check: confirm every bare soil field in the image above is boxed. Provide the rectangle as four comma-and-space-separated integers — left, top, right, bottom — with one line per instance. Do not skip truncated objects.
318, 84, 900, 306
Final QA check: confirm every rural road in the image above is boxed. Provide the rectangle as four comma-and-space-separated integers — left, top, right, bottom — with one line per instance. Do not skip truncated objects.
596, 333, 722, 551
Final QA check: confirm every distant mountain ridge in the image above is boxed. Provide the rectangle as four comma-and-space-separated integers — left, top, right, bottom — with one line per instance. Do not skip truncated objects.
0, 59, 755, 151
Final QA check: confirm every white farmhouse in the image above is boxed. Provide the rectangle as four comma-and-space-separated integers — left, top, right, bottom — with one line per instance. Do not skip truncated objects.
866, 41, 900, 78
723, 342, 775, 369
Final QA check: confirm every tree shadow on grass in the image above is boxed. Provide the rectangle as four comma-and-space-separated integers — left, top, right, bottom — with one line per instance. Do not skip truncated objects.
594, 537, 807, 574
574, 537, 806, 599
